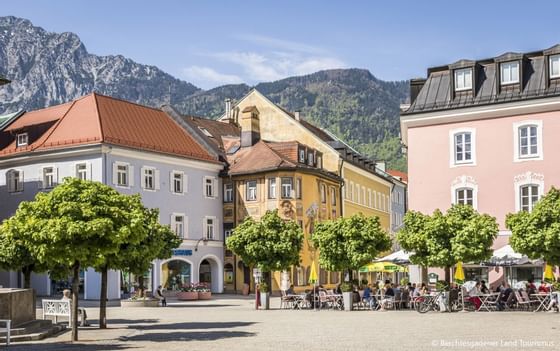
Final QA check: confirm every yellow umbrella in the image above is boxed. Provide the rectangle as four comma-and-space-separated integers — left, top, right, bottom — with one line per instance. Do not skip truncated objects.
544, 264, 555, 283
308, 261, 318, 285
454, 262, 465, 284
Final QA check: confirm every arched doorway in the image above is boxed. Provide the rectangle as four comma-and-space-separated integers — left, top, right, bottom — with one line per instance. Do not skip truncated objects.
199, 256, 223, 293
161, 259, 191, 291
224, 263, 234, 285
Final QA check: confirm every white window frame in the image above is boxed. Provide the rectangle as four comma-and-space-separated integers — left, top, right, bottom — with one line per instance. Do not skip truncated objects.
455, 187, 474, 206
16, 133, 28, 147
6, 169, 23, 193
519, 185, 540, 212
223, 183, 233, 202
141, 166, 159, 191
451, 175, 478, 210
513, 120, 543, 162
299, 149, 306, 163
349, 182, 354, 202
307, 152, 314, 166
356, 183, 361, 204
246, 180, 257, 201
171, 213, 187, 239
204, 176, 217, 199
368, 189, 372, 208
550, 54, 560, 79
75, 162, 89, 180
454, 68, 473, 91
500, 61, 520, 85
296, 178, 302, 199
320, 183, 326, 203
204, 216, 217, 240
514, 171, 544, 212
41, 166, 57, 189
449, 128, 476, 167
281, 177, 293, 199
170, 171, 186, 195
268, 177, 277, 199
330, 187, 336, 206
113, 162, 133, 188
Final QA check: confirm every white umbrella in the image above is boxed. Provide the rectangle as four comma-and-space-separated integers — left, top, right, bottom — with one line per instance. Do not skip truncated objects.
376, 250, 411, 264
462, 280, 477, 292
514, 281, 527, 290
493, 245, 523, 259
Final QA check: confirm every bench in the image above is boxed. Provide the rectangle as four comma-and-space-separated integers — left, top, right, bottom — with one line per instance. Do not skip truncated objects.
0, 319, 10, 346
42, 300, 74, 327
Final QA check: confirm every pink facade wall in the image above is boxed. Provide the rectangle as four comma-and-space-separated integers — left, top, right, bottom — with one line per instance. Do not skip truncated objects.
408, 109, 560, 248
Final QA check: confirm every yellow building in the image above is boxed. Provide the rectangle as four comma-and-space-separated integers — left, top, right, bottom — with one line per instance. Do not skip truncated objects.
219, 90, 394, 232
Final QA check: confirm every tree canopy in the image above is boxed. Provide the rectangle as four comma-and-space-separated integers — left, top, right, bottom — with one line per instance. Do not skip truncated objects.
397, 205, 498, 278
507, 187, 560, 266
226, 210, 304, 272
311, 214, 391, 273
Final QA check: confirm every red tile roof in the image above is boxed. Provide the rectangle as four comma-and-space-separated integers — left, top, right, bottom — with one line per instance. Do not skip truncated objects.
387, 169, 408, 183
0, 93, 218, 163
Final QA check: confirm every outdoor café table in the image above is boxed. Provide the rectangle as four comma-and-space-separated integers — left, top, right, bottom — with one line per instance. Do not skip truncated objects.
477, 293, 500, 312
326, 294, 343, 310
293, 294, 308, 310
531, 293, 551, 312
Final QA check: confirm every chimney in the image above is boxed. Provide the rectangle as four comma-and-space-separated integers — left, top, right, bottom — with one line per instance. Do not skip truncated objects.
240, 105, 260, 147
294, 110, 301, 121
376, 161, 386, 172
225, 98, 232, 123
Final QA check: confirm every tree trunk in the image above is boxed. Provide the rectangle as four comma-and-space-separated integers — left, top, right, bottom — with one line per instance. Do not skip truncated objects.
22, 266, 32, 289
71, 261, 80, 342
444, 266, 451, 283
99, 265, 108, 329
138, 275, 145, 298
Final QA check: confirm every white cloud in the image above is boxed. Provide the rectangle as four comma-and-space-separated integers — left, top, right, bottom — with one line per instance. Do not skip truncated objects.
182, 66, 243, 86
235, 34, 326, 54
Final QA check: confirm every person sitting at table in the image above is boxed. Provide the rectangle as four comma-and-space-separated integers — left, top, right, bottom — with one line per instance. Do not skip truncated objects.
334, 283, 342, 295
408, 282, 415, 295
527, 279, 537, 295
538, 282, 550, 293
467, 281, 482, 310
495, 281, 506, 293
496, 282, 513, 311
480, 280, 490, 294
286, 284, 296, 295
362, 284, 377, 310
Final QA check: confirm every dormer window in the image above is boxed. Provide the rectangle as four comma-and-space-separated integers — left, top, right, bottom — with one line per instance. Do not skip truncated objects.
16, 133, 28, 147
550, 55, 560, 79
500, 61, 520, 85
454, 68, 472, 91
299, 149, 306, 163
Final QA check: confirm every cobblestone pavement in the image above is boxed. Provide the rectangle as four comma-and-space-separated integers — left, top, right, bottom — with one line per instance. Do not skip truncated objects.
9, 295, 560, 351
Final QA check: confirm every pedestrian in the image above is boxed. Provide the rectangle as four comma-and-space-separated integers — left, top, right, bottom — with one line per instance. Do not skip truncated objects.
156, 285, 167, 307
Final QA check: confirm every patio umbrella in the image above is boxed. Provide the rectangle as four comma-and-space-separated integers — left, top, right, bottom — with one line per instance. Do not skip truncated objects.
359, 261, 408, 273
544, 264, 555, 283
454, 262, 466, 312
309, 261, 318, 310
376, 250, 411, 264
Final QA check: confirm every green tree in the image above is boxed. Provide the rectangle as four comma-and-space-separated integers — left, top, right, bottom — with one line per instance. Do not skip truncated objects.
311, 214, 392, 279
9, 178, 145, 341
226, 210, 304, 276
507, 187, 560, 265
398, 205, 498, 282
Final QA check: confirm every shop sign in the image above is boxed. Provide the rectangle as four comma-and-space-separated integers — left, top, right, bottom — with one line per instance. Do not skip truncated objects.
172, 249, 193, 256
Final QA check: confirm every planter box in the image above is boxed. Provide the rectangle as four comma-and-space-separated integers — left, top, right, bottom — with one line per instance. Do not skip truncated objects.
260, 292, 270, 310
121, 299, 159, 308
177, 291, 198, 301
342, 292, 353, 311
198, 291, 212, 300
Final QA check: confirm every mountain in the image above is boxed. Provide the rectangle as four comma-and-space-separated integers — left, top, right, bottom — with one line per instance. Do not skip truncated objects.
0, 16, 409, 171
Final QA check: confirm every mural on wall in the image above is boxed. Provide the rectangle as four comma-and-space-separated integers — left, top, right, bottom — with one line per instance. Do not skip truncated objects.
281, 200, 295, 219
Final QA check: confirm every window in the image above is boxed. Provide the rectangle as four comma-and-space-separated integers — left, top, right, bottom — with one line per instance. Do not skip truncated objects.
172, 214, 185, 238
268, 178, 277, 199
42, 167, 56, 189
362, 187, 366, 205
317, 155, 323, 169
246, 180, 257, 201
356, 183, 361, 204
454, 132, 472, 163
330, 187, 336, 206
117, 164, 128, 186
518, 125, 538, 157
520, 185, 539, 212
172, 172, 184, 194
308, 152, 314, 166
455, 188, 474, 206
350, 182, 355, 202
296, 178, 302, 199
454, 68, 472, 91
16, 133, 28, 147
550, 55, 560, 79
281, 177, 293, 198
6, 170, 23, 193
75, 163, 88, 180
501, 61, 520, 85
205, 217, 216, 240
224, 229, 232, 240
320, 184, 326, 203
204, 177, 216, 198
143, 168, 155, 190
368, 189, 372, 208
382, 194, 386, 211
224, 183, 233, 202
299, 149, 306, 163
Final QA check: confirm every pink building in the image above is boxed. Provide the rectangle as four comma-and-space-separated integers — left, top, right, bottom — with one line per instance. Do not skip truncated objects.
401, 45, 560, 287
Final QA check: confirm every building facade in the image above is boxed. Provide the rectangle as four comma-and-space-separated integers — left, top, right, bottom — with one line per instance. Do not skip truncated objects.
0, 93, 225, 298
401, 45, 560, 287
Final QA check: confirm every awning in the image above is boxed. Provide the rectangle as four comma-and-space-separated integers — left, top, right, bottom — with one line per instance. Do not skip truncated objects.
359, 261, 408, 273
483, 245, 542, 266
376, 250, 411, 264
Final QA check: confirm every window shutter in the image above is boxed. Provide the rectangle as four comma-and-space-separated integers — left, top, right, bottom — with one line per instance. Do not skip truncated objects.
37, 168, 43, 189
203, 218, 207, 239
87, 162, 92, 180
140, 167, 146, 189
183, 173, 187, 194
129, 165, 135, 187
169, 172, 174, 192
53, 167, 59, 185
184, 216, 189, 239
155, 169, 160, 190
18, 171, 24, 192
112, 163, 118, 185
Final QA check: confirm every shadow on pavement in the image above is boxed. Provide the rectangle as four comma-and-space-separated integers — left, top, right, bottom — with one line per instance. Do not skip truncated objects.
87, 318, 160, 325
131, 321, 256, 330
5, 343, 136, 351
121, 330, 255, 342
165, 304, 237, 308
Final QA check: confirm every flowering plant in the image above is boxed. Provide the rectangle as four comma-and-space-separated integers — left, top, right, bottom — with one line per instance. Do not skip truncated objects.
181, 283, 210, 292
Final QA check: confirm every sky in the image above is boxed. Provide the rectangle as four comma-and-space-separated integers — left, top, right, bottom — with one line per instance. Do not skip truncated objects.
3, 0, 560, 89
